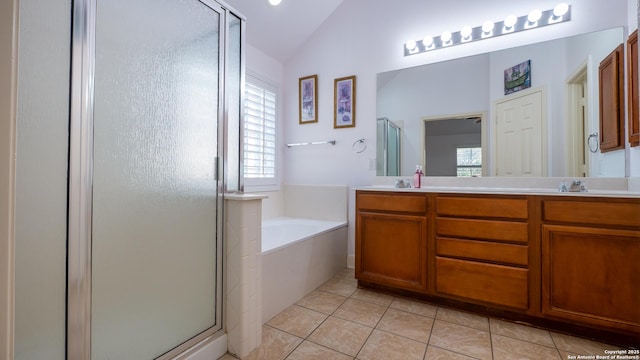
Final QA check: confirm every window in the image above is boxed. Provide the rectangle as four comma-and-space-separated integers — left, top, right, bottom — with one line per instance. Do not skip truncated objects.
456, 147, 482, 177
243, 75, 278, 190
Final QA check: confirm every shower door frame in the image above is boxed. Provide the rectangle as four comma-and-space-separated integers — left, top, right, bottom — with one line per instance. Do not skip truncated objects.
67, 0, 242, 358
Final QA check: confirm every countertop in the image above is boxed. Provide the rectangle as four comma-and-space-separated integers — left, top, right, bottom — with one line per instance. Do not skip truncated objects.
358, 185, 640, 198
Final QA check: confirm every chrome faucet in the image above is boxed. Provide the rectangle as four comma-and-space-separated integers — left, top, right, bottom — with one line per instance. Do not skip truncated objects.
559, 179, 587, 192
394, 179, 412, 188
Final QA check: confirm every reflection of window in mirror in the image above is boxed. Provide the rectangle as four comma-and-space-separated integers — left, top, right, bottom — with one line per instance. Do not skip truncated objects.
423, 116, 483, 177
457, 147, 482, 177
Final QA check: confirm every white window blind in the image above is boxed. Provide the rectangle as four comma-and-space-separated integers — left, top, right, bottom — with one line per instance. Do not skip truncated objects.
244, 77, 277, 187
456, 147, 482, 177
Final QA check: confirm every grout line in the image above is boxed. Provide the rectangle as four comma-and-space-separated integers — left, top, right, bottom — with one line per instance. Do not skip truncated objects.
266, 269, 618, 360
427, 344, 485, 360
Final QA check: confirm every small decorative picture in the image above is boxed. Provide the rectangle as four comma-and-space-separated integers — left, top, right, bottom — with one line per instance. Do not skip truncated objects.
334, 75, 356, 128
299, 75, 318, 124
504, 60, 531, 95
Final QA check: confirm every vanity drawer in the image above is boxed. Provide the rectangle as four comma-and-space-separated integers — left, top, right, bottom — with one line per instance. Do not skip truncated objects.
436, 217, 528, 243
542, 199, 640, 228
436, 257, 528, 310
436, 237, 528, 266
357, 192, 427, 214
436, 196, 528, 219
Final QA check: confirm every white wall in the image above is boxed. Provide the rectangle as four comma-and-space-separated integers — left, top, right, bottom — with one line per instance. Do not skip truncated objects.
279, 0, 631, 259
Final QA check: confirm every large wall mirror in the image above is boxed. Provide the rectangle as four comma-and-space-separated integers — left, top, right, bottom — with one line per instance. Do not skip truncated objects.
377, 27, 626, 178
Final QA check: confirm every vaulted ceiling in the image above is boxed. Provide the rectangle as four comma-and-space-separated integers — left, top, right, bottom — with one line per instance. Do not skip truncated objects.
222, 0, 345, 62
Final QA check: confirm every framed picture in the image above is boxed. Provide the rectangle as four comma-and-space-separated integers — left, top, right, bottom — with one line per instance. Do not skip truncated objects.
334, 75, 356, 128
504, 60, 531, 95
299, 75, 318, 124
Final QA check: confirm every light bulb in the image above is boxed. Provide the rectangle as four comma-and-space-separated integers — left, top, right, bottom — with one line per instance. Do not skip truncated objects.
422, 35, 434, 48
528, 9, 542, 23
553, 3, 569, 17
461, 26, 472, 39
482, 20, 494, 33
441, 31, 452, 43
406, 39, 417, 51
268, 0, 282, 5
504, 15, 517, 28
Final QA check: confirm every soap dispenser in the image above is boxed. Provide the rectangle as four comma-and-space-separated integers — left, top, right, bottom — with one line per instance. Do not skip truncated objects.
413, 165, 422, 188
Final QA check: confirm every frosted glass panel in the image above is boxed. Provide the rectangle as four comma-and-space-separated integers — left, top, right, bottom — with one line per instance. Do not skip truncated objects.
15, 0, 70, 359
92, 0, 220, 358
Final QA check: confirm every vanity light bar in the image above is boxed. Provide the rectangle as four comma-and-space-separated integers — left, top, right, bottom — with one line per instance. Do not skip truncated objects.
404, 4, 571, 56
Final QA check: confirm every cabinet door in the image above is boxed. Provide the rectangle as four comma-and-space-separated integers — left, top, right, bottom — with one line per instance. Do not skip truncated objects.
542, 225, 640, 334
356, 212, 427, 292
599, 44, 625, 152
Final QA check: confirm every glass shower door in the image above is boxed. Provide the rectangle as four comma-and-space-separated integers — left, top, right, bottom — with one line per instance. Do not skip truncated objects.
91, 0, 222, 358
376, 118, 401, 176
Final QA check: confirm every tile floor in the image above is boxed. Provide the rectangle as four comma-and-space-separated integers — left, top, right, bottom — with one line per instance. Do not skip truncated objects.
219, 268, 626, 360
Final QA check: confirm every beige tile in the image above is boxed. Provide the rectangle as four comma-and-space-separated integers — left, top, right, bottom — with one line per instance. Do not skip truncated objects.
334, 267, 356, 280
558, 349, 580, 359
286, 340, 353, 360
389, 298, 437, 318
429, 320, 492, 360
266, 305, 327, 338
357, 329, 426, 360
376, 308, 433, 343
296, 290, 347, 314
333, 298, 387, 327
308, 316, 372, 357
243, 325, 302, 360
492, 334, 561, 360
317, 276, 358, 297
351, 288, 395, 307
489, 318, 555, 347
435, 307, 489, 332
551, 332, 618, 356
424, 346, 477, 360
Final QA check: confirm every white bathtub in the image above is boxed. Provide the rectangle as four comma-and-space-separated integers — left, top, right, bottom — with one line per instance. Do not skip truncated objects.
261, 217, 348, 322
262, 217, 346, 254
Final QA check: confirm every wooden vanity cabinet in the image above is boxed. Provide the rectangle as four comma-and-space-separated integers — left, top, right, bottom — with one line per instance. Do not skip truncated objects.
434, 195, 533, 312
355, 191, 428, 292
355, 189, 640, 344
541, 197, 640, 335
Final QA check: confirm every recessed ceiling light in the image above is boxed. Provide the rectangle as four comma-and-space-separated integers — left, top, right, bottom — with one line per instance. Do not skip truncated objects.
267, 0, 282, 6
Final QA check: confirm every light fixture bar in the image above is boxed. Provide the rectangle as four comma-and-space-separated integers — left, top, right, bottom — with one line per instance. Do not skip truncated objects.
404, 4, 571, 56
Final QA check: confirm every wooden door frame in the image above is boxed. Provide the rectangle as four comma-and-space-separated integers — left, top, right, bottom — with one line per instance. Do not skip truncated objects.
420, 111, 488, 177
566, 61, 590, 177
